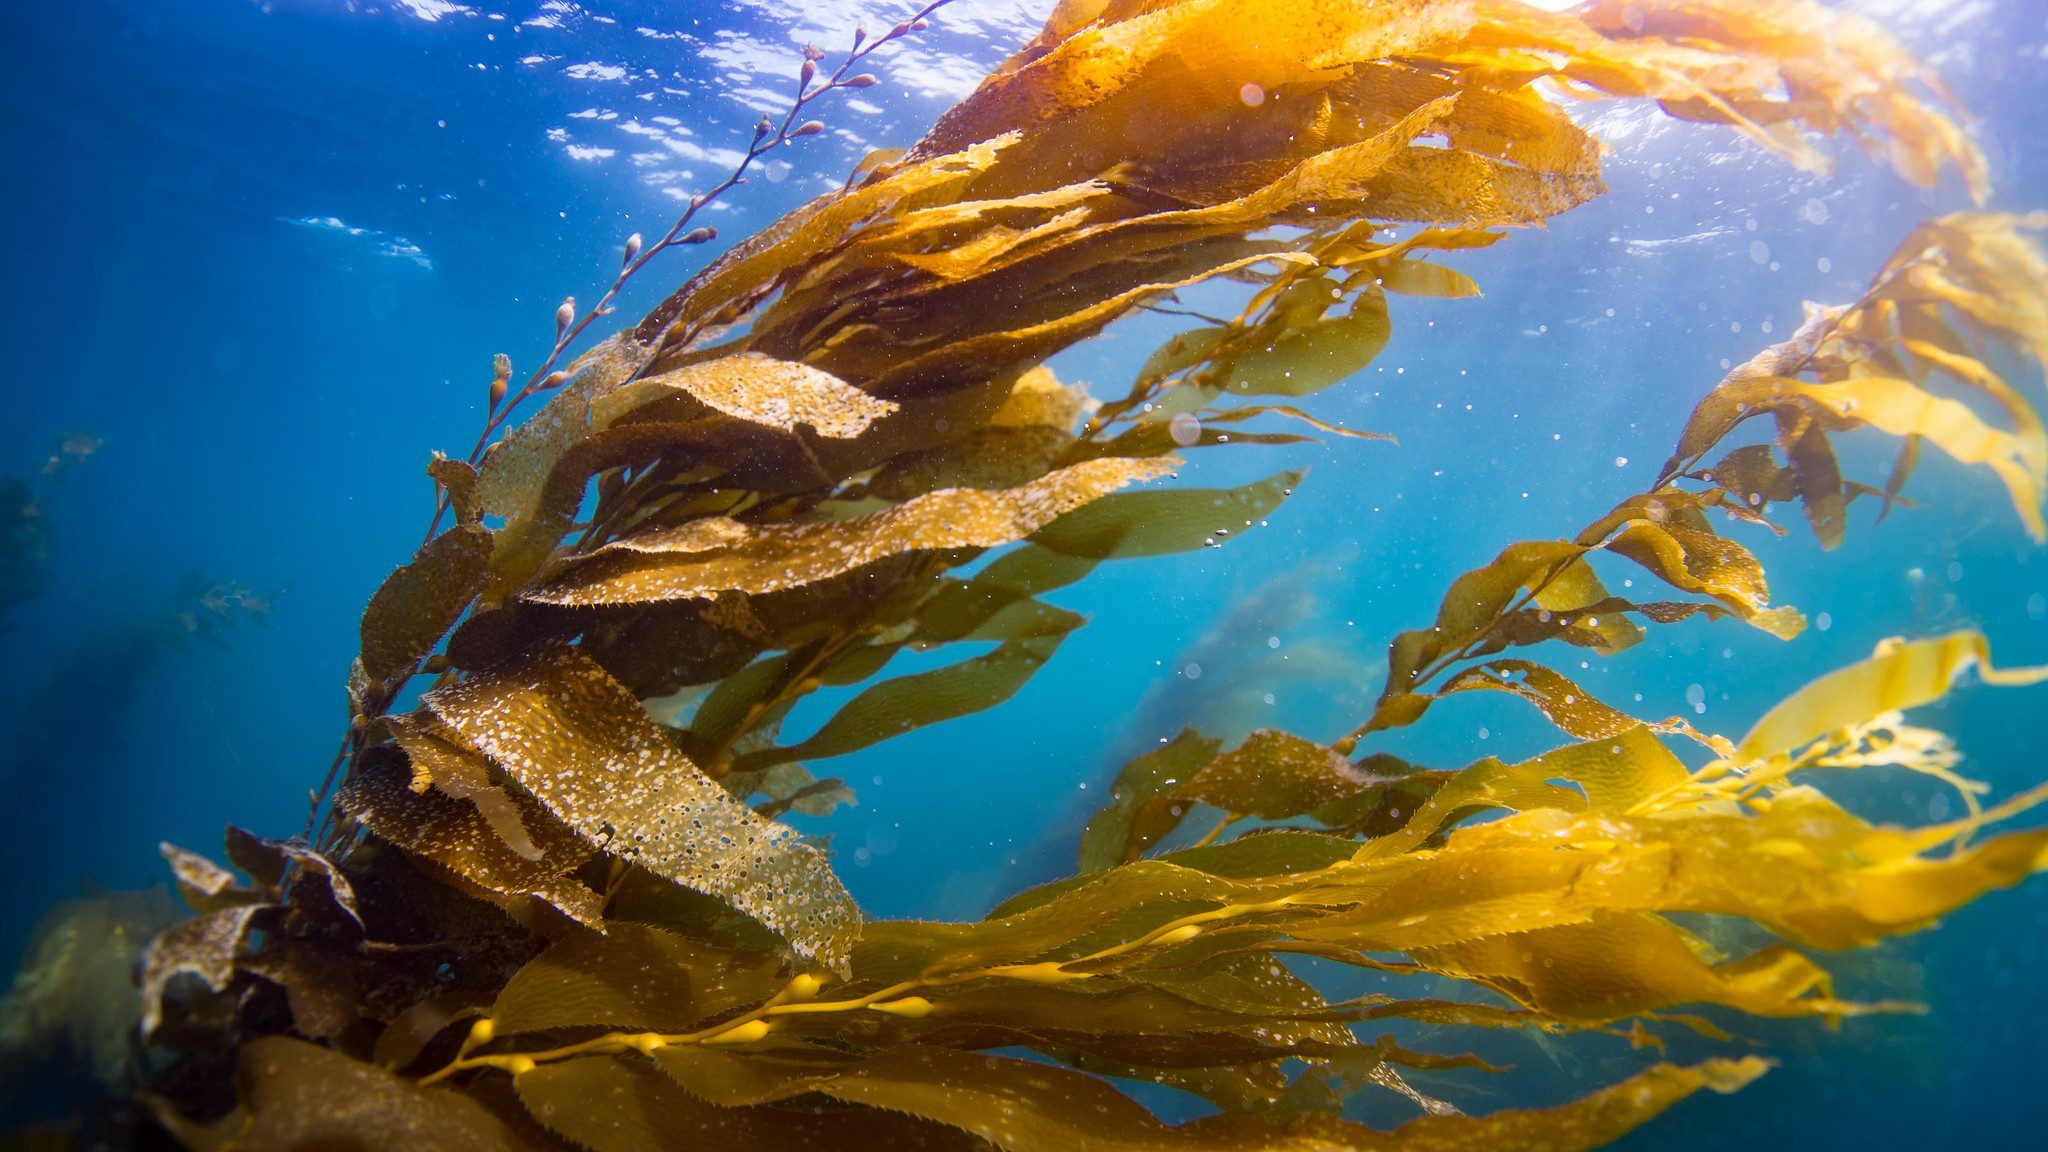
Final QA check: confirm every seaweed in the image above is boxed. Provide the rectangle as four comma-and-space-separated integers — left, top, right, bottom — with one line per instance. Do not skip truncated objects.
15, 1, 2048, 1149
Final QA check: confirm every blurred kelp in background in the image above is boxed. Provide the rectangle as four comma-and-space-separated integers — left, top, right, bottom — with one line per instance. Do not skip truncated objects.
0, 433, 98, 633
8, 1, 2048, 1149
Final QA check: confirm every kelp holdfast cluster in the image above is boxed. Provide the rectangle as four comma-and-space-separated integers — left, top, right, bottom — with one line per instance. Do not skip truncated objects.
21, 1, 2048, 1150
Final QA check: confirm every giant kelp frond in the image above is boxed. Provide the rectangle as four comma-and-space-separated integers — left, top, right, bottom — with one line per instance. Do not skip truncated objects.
1086, 212, 2048, 866
259, 630, 2045, 1152
105, 1, 2048, 1150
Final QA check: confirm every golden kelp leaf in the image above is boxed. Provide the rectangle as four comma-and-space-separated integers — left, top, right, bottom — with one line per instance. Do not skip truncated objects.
1374, 258, 1482, 299
638, 135, 1016, 346
358, 524, 493, 691
527, 457, 1175, 608
1079, 730, 1225, 873
339, 749, 603, 929
138, 905, 262, 1037
423, 648, 860, 971
734, 635, 1066, 770
387, 713, 545, 861
1737, 630, 2048, 763
1571, 0, 1986, 199
1188, 1057, 1769, 1151
516, 1052, 979, 1152
159, 842, 254, 914
868, 367, 1093, 500
593, 352, 898, 440
232, 1036, 551, 1152
1413, 914, 1836, 1023
1181, 730, 1391, 819
1031, 469, 1302, 562
490, 923, 782, 1035
478, 334, 656, 523
429, 455, 485, 527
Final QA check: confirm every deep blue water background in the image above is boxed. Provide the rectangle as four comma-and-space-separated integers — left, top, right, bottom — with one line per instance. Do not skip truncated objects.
2, 0, 2045, 1145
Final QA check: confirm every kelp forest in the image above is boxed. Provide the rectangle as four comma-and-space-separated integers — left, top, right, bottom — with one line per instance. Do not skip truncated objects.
6, 0, 2048, 1149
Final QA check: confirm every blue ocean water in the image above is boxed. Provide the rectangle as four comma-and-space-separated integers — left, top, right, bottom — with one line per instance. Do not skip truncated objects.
2, 0, 2045, 1145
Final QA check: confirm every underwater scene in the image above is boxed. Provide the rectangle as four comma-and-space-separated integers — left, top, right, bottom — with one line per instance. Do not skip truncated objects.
4, 0, 2048, 1147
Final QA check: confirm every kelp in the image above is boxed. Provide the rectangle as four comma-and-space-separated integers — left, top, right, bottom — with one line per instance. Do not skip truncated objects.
32, 1, 2048, 1150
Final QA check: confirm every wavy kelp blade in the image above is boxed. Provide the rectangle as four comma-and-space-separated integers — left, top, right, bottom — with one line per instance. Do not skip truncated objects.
357, 523, 493, 694
526, 456, 1175, 607
227, 1037, 552, 1152
516, 1053, 983, 1152
592, 351, 898, 440
138, 905, 263, 1038
423, 648, 860, 970
339, 745, 602, 929
734, 634, 1068, 771
490, 923, 783, 1036
1737, 630, 2048, 763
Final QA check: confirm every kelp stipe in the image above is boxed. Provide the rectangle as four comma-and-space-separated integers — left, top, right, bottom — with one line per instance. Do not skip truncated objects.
17, 1, 2048, 1149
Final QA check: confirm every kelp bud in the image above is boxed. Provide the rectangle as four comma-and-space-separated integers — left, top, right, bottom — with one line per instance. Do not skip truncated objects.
704, 1019, 772, 1045
502, 1056, 536, 1076
468, 1017, 496, 1046
783, 973, 823, 1001
488, 353, 511, 408
799, 58, 817, 86
540, 370, 569, 391
852, 23, 866, 47
622, 232, 643, 265
1150, 924, 1203, 947
554, 297, 575, 337
843, 74, 878, 89
910, 18, 929, 31
792, 121, 826, 138
488, 377, 507, 409
868, 997, 933, 1018
626, 1033, 667, 1054
680, 226, 717, 245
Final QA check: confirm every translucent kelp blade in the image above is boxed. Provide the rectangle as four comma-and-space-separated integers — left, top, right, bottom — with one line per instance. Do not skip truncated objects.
592, 352, 898, 440
735, 634, 1069, 771
229, 1036, 554, 1152
357, 524, 494, 693
526, 456, 1175, 608
515, 1053, 985, 1152
1412, 913, 1838, 1023
490, 923, 783, 1036
477, 334, 655, 525
1187, 1056, 1769, 1151
422, 647, 860, 971
1737, 630, 2048, 764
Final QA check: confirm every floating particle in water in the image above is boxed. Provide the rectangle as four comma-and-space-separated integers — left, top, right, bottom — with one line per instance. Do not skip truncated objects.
1239, 82, 1265, 107
1168, 412, 1202, 447
1816, 611, 1833, 632
1801, 198, 1830, 225
1183, 662, 1202, 680
2028, 593, 2046, 621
